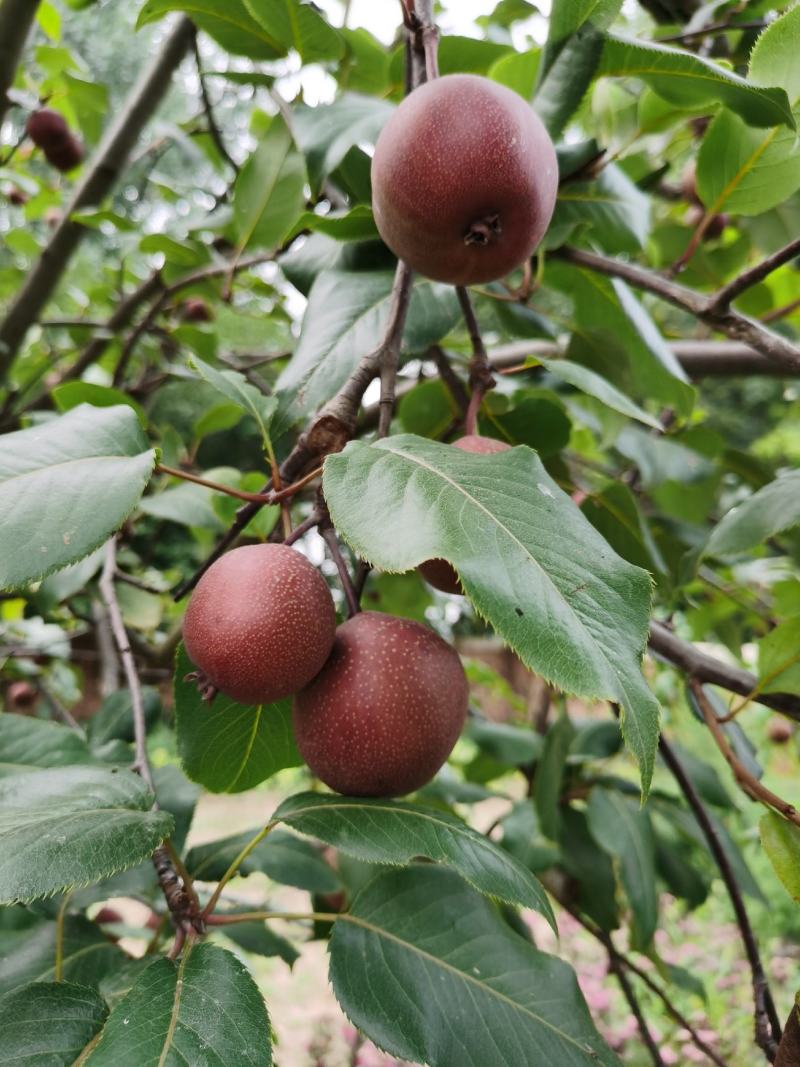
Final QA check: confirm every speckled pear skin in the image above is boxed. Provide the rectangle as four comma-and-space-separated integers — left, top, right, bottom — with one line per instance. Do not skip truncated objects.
371, 74, 558, 286
183, 544, 336, 705
418, 435, 511, 594
293, 611, 469, 797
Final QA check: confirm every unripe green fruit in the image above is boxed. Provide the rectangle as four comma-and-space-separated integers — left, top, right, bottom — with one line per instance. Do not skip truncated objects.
371, 74, 558, 285
418, 435, 511, 594
293, 611, 468, 797
183, 544, 336, 705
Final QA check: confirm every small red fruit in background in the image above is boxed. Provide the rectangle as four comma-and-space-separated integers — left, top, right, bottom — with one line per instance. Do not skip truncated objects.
26, 108, 84, 173
181, 297, 213, 323
182, 544, 336, 705
293, 611, 468, 797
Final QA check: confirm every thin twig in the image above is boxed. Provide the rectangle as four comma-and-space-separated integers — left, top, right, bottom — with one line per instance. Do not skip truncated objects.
457, 286, 495, 435
709, 236, 800, 313
657, 19, 767, 42
99, 538, 204, 934
283, 509, 322, 547
99, 539, 154, 789
173, 261, 414, 601
690, 679, 800, 828
192, 32, 239, 175
607, 951, 666, 1067
319, 508, 361, 618
201, 823, 276, 920
431, 346, 469, 413
659, 736, 781, 1060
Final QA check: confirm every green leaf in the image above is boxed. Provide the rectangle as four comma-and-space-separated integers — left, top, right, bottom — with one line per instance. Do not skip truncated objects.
0, 714, 91, 774
174, 645, 302, 793
760, 812, 800, 900
534, 715, 576, 840
329, 866, 620, 1067
587, 787, 657, 948
550, 164, 650, 253
697, 2, 800, 216
273, 791, 555, 925
324, 436, 660, 794
292, 92, 394, 195
137, 0, 285, 59
0, 766, 173, 903
541, 0, 622, 76
696, 107, 800, 217
534, 25, 604, 138
559, 807, 619, 932
598, 34, 794, 129
186, 828, 340, 893
243, 0, 343, 62
219, 918, 299, 967
86, 688, 161, 746
0, 981, 107, 1065
0, 405, 156, 590
703, 471, 800, 558
548, 263, 694, 417
466, 719, 543, 766
189, 357, 277, 450
276, 272, 460, 416
750, 2, 800, 103
84, 943, 271, 1066
0, 916, 123, 997
52, 382, 147, 426
581, 481, 665, 575
540, 358, 662, 429
757, 617, 800, 696
233, 116, 306, 253
139, 480, 225, 531
292, 205, 378, 242
489, 48, 541, 99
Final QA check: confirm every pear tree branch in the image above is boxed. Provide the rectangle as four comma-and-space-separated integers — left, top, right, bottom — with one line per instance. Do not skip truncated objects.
554, 247, 800, 373
658, 737, 781, 1060
0, 0, 41, 128
0, 15, 195, 379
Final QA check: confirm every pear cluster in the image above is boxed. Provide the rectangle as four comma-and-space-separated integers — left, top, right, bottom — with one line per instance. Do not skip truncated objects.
183, 544, 468, 797
26, 108, 84, 173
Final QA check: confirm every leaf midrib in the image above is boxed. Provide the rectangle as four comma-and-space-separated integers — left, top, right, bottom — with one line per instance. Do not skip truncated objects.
375, 440, 625, 693
337, 912, 602, 1057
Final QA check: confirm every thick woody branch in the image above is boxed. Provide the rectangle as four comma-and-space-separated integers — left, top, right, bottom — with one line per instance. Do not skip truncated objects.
555, 247, 800, 373
659, 737, 781, 1060
488, 339, 800, 378
0, 16, 194, 379
0, 0, 41, 129
648, 621, 800, 721
173, 261, 414, 600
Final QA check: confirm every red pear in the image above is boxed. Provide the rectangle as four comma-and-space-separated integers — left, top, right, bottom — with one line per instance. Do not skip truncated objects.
371, 74, 558, 285
293, 611, 468, 796
183, 544, 336, 705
